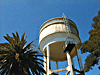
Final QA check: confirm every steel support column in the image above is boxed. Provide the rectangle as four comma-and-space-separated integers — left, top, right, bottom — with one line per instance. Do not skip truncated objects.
47, 45, 50, 75
66, 51, 74, 75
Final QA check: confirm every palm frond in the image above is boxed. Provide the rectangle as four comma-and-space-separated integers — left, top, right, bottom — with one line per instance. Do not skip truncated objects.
22, 40, 37, 53
16, 31, 20, 43
21, 32, 25, 41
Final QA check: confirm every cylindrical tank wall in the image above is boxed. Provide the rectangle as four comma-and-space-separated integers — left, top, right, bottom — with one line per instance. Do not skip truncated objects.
39, 17, 79, 43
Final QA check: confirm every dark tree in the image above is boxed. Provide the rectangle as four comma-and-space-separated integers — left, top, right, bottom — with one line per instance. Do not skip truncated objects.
81, 10, 100, 72
0, 32, 46, 75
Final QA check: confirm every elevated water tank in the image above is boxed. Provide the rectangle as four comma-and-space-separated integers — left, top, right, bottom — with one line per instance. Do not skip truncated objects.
39, 17, 81, 61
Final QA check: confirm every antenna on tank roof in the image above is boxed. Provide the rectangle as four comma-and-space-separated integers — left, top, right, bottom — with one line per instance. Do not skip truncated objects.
62, 13, 67, 18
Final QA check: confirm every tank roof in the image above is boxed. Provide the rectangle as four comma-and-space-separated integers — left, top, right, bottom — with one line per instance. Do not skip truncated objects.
39, 17, 77, 32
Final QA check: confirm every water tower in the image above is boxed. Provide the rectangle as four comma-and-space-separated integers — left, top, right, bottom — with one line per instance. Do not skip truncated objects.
39, 16, 84, 75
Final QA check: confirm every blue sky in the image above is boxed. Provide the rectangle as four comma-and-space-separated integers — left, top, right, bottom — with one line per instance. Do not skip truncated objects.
0, 0, 100, 75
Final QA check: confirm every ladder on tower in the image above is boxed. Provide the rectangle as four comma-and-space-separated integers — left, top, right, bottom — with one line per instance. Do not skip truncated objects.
63, 13, 71, 39
62, 13, 75, 45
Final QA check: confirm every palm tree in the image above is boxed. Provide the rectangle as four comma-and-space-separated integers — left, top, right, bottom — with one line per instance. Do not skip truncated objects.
0, 32, 46, 75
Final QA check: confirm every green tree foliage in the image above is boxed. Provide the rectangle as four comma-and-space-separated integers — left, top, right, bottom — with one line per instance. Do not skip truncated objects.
81, 10, 100, 72
0, 32, 46, 75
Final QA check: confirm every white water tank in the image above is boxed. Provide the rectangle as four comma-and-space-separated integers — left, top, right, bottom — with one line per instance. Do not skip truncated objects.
39, 17, 81, 61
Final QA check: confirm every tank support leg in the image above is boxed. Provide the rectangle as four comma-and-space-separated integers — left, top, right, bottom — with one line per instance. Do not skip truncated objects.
44, 52, 47, 75
66, 51, 74, 75
77, 49, 83, 71
47, 45, 50, 75
77, 49, 85, 75
56, 61, 59, 74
